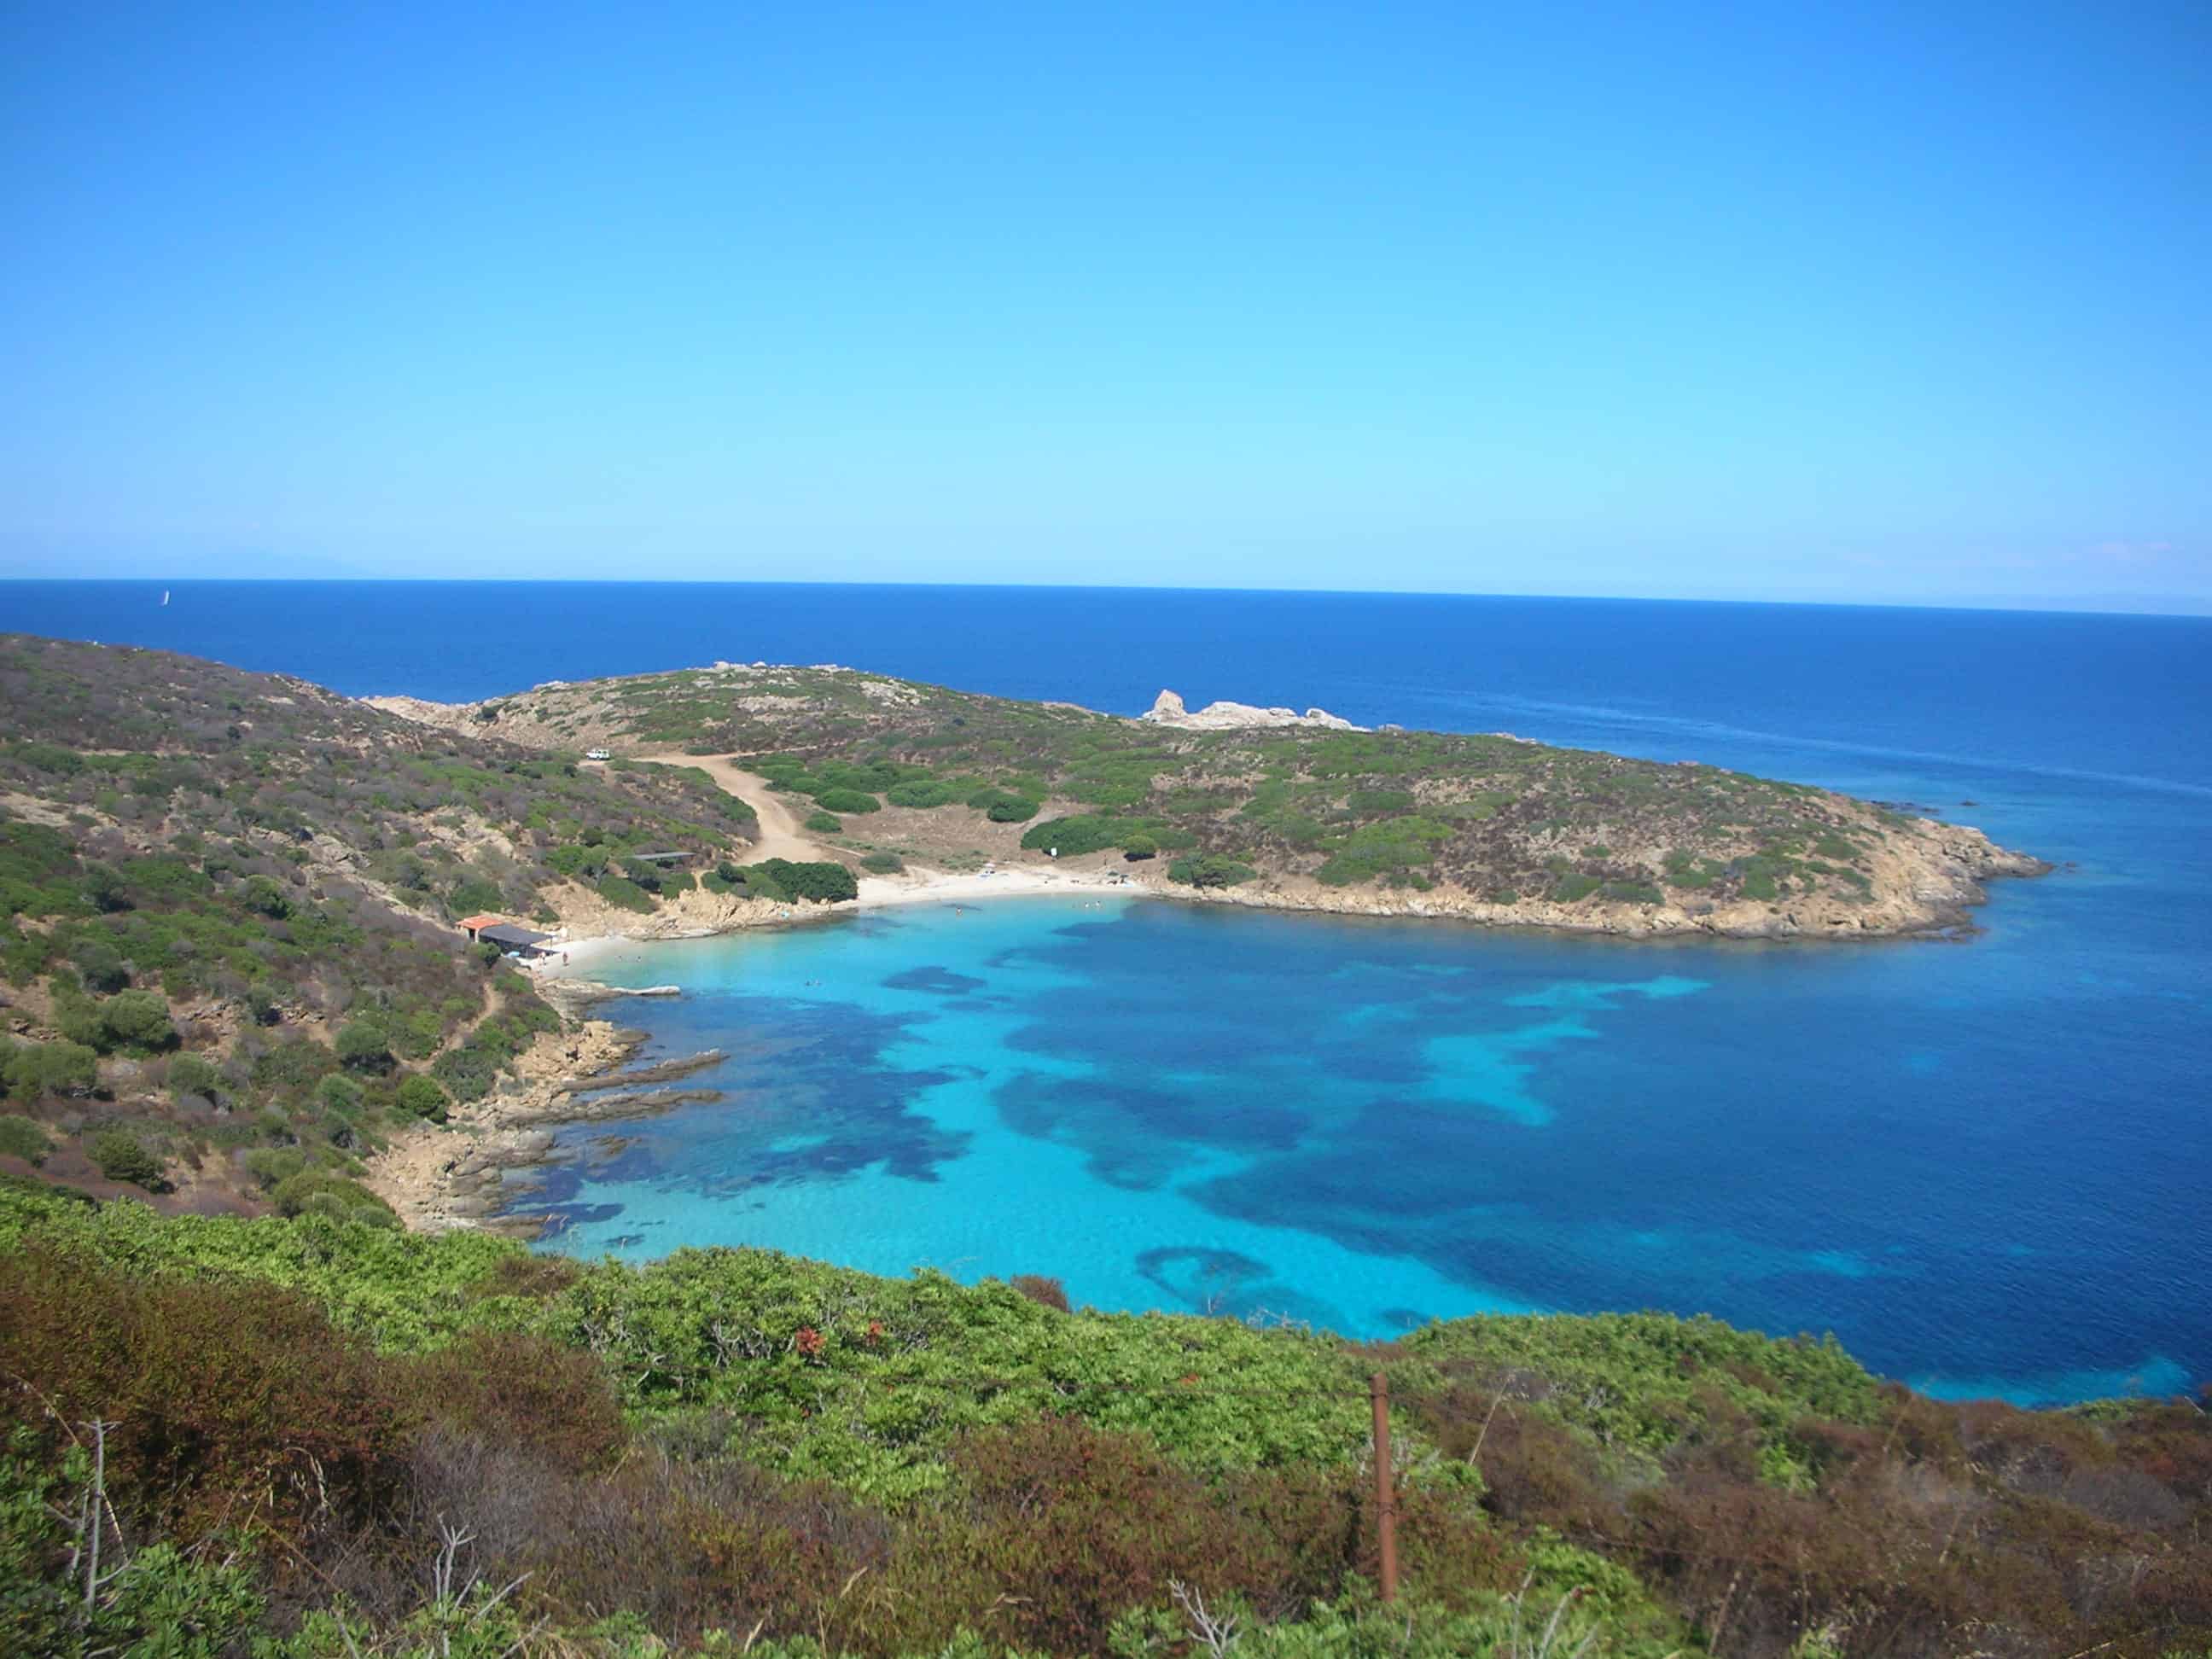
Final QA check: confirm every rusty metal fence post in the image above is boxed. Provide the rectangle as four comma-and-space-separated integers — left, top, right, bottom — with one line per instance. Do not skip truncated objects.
1370, 1371, 1399, 1602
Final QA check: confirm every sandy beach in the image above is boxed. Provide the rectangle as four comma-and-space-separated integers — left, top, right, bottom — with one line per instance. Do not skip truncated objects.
530, 859, 1145, 980
855, 863, 1137, 909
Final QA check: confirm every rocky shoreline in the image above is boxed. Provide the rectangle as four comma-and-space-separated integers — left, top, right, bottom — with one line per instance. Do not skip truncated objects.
1139, 818, 2051, 941
359, 988, 736, 1233
366, 821, 2047, 1235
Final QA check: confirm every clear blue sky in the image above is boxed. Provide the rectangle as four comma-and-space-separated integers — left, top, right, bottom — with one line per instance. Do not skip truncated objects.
3, 2, 2206, 609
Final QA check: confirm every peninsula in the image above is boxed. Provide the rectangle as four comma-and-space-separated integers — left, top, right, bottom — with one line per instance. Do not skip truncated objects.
8, 634, 2204, 1659
0, 635, 2046, 1225
373, 656, 2046, 945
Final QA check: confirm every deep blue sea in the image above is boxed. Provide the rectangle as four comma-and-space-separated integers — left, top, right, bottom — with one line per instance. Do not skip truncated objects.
4, 580, 2208, 1402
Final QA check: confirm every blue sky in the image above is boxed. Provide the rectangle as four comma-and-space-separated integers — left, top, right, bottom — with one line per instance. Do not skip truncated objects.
2, 2, 2205, 609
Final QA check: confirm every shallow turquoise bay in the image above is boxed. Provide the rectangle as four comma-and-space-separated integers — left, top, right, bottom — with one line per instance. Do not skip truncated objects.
32, 579, 2191, 1403
514, 890, 2201, 1406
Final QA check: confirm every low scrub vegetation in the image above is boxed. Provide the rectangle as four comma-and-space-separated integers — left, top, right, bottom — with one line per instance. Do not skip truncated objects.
0, 1185, 2204, 1656
458, 660, 1919, 916
728, 859, 861, 905
0, 637, 673, 1206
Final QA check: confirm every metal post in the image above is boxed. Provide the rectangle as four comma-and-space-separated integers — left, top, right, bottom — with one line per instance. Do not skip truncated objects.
1370, 1371, 1399, 1603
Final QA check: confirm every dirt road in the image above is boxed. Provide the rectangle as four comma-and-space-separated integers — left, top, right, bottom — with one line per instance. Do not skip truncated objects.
645, 752, 826, 863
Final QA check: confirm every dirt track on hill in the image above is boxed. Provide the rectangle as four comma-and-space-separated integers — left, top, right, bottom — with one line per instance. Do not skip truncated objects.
640, 752, 825, 864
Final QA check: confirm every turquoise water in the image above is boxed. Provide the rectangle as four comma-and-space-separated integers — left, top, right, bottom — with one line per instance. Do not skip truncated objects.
9, 582, 2206, 1401
541, 900, 1531, 1332
512, 891, 2199, 1406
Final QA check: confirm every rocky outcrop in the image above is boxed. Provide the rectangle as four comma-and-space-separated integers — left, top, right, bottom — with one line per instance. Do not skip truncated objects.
538, 880, 845, 943
1140, 690, 1365, 731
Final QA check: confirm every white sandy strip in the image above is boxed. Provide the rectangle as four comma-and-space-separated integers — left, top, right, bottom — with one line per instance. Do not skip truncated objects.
537, 864, 1146, 975
538, 934, 638, 975
855, 864, 1139, 910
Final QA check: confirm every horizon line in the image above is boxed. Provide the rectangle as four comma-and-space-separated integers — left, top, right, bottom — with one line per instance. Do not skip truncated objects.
1, 573, 2206, 622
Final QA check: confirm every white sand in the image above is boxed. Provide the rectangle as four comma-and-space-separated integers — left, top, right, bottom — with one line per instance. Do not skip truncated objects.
538, 934, 641, 975
855, 864, 1138, 910
537, 863, 1145, 973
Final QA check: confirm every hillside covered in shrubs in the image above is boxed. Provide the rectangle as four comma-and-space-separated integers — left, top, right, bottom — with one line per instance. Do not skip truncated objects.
1, 1185, 2208, 1657
0, 635, 762, 1214
403, 660, 2044, 940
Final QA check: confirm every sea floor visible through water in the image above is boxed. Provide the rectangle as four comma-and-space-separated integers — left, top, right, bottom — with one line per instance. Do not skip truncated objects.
510, 888, 2201, 1406
6, 582, 2206, 1403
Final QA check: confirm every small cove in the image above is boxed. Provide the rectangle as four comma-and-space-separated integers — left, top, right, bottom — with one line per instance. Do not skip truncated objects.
510, 892, 2204, 1405
12, 581, 2201, 1406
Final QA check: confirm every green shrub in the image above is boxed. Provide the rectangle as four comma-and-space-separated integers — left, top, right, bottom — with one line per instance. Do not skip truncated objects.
238, 874, 291, 918
431, 1045, 501, 1103
811, 788, 881, 815
242, 1146, 307, 1190
57, 988, 178, 1056
54, 995, 108, 1051
0, 1114, 50, 1165
1552, 873, 1601, 902
1347, 788, 1415, 813
731, 859, 859, 904
448, 876, 505, 917
860, 852, 905, 874
335, 1019, 395, 1073
886, 779, 960, 808
88, 1128, 164, 1188
317, 1073, 364, 1114
619, 858, 665, 893
270, 1169, 399, 1226
596, 875, 656, 913
967, 787, 1039, 822
71, 939, 131, 994
736, 867, 790, 903
252, 1038, 339, 1096
166, 1052, 222, 1103
9, 741, 86, 775
1122, 834, 1157, 861
396, 1074, 448, 1122
4, 1040, 99, 1101
1312, 855, 1371, 886
1021, 815, 1123, 856
1167, 854, 1257, 889
804, 811, 845, 833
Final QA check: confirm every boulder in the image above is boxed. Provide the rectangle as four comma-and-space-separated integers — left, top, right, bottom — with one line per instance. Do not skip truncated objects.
1139, 690, 1365, 731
